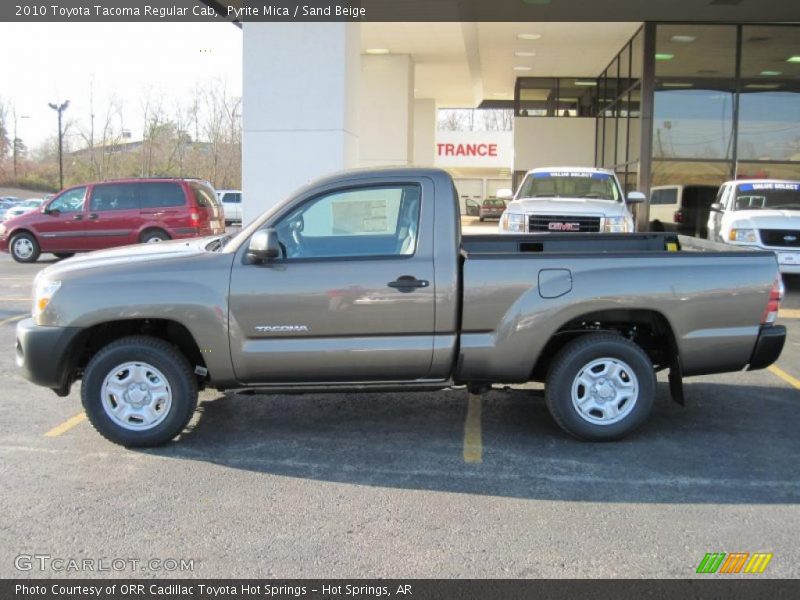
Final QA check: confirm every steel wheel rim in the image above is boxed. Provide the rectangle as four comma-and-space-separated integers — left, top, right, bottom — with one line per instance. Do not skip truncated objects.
570, 357, 639, 425
100, 361, 173, 431
145, 236, 164, 243
13, 238, 33, 259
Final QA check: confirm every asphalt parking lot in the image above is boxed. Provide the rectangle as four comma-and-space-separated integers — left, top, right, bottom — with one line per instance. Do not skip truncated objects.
0, 239, 799, 579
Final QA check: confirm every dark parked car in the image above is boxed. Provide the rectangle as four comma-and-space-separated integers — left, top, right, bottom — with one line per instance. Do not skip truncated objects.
0, 178, 225, 263
479, 197, 506, 221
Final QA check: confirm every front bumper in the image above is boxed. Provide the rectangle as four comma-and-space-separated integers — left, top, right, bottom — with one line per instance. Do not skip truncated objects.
15, 318, 84, 395
748, 325, 787, 371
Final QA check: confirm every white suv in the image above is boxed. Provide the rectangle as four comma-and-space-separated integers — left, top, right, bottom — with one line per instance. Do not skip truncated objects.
708, 179, 800, 274
216, 189, 242, 224
499, 167, 643, 234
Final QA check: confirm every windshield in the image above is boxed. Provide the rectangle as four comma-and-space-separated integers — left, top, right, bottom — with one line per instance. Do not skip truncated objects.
734, 182, 800, 211
517, 171, 622, 201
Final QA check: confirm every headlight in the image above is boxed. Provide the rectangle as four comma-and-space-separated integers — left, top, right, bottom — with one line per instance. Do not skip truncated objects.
500, 212, 526, 233
33, 280, 61, 319
729, 228, 757, 243
603, 216, 632, 233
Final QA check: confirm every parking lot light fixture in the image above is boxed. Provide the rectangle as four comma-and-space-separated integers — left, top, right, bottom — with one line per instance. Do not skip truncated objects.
48, 100, 70, 191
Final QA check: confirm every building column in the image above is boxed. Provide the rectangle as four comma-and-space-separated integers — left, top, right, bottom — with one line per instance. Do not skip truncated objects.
242, 22, 360, 223
359, 54, 414, 167
413, 99, 436, 166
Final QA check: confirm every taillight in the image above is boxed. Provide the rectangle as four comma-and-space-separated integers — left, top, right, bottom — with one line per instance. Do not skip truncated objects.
761, 277, 785, 325
190, 212, 200, 224
673, 209, 685, 223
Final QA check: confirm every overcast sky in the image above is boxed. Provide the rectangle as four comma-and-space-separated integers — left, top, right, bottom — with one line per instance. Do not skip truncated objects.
0, 22, 242, 149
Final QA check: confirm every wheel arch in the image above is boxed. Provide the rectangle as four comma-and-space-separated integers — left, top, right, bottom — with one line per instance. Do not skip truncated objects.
530, 308, 680, 381
67, 318, 208, 388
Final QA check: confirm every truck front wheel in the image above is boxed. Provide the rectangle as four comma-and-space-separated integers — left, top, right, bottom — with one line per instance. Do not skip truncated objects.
81, 336, 198, 447
545, 333, 655, 441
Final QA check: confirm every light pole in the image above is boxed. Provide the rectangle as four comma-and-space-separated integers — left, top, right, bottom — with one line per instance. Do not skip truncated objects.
48, 100, 70, 190
12, 111, 30, 181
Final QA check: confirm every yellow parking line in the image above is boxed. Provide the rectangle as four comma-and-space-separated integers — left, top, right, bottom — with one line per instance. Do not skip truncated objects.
463, 394, 483, 463
0, 313, 28, 326
779, 309, 800, 319
44, 413, 87, 437
768, 365, 800, 390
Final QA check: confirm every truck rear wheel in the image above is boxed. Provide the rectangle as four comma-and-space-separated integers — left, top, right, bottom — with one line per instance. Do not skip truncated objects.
81, 336, 198, 447
545, 333, 655, 441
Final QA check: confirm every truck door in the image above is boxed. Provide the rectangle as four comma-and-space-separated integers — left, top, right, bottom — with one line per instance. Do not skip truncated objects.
228, 180, 437, 384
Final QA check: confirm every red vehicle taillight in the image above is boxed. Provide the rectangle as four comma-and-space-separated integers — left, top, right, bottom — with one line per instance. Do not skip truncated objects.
761, 277, 785, 325
190, 212, 200, 225
673, 209, 685, 223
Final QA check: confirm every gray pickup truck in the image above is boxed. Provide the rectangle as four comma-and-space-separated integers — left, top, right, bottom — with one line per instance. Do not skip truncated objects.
16, 168, 786, 447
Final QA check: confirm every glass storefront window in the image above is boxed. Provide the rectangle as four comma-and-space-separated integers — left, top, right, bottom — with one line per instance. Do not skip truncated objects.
603, 110, 617, 167
653, 24, 737, 161
737, 26, 800, 162
628, 87, 641, 163
651, 160, 732, 188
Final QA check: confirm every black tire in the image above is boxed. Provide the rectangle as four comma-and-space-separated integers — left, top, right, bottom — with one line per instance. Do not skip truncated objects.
53, 252, 75, 260
9, 231, 41, 263
81, 336, 198, 447
479, 217, 484, 222
139, 229, 170, 244
545, 333, 656, 441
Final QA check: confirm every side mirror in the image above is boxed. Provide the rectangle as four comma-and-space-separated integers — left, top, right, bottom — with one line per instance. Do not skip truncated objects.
45, 207, 61, 216
710, 203, 723, 212
626, 191, 646, 204
496, 189, 513, 200
247, 229, 281, 262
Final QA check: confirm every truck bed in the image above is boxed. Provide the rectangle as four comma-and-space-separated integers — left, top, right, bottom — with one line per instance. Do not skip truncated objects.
457, 232, 780, 383
460, 233, 767, 256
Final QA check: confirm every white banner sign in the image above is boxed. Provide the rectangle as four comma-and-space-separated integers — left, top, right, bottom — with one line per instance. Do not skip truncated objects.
434, 130, 513, 169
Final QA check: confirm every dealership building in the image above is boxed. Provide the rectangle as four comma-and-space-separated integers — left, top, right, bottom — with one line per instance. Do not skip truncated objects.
226, 12, 800, 227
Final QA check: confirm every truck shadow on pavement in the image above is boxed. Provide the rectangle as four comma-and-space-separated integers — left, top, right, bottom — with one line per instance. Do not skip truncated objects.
150, 381, 800, 505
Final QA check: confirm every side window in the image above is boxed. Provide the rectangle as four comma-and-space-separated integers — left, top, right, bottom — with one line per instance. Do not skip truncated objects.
651, 188, 678, 205
275, 185, 421, 259
223, 193, 241, 204
90, 184, 139, 212
48, 187, 86, 213
140, 183, 185, 208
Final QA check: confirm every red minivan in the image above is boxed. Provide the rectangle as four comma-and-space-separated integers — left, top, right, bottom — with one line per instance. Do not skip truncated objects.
0, 178, 225, 262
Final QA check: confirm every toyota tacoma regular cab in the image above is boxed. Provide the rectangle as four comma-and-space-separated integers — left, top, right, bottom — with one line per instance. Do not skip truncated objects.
499, 167, 643, 234
16, 168, 786, 447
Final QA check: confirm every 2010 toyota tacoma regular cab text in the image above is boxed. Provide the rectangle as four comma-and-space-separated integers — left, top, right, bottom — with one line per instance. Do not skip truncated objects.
15, 168, 787, 447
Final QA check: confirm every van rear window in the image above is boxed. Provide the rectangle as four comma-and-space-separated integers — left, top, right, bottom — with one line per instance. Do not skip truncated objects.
192, 183, 221, 208
140, 182, 185, 208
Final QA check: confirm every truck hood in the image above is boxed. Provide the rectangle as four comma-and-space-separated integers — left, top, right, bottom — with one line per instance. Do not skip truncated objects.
508, 197, 627, 216
38, 237, 220, 280
728, 209, 800, 229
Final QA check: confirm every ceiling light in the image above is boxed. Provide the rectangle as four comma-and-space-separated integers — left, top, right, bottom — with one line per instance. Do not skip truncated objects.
513, 66, 532, 71
787, 56, 800, 63
517, 33, 542, 41
365, 48, 389, 55
655, 53, 675, 61
760, 70, 782, 76
745, 83, 780, 89
662, 82, 694, 88
670, 35, 696, 43
493, 92, 509, 96
574, 80, 598, 86
514, 51, 536, 57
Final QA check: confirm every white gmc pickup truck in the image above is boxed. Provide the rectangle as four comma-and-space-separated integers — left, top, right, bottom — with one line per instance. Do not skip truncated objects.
499, 167, 643, 234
